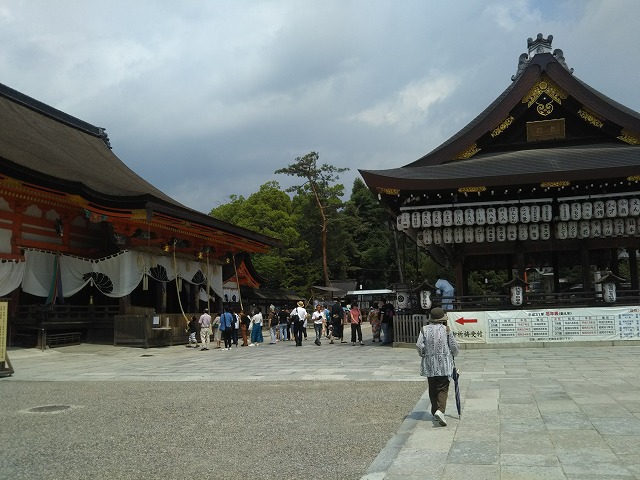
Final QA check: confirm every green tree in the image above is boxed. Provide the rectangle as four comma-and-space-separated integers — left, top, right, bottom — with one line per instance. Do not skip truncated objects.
275, 152, 348, 287
210, 181, 312, 291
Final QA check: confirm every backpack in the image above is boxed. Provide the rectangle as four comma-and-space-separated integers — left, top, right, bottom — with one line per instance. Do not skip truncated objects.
290, 308, 300, 323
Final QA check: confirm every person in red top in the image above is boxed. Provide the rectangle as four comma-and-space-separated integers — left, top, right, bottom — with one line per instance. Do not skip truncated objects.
349, 302, 364, 346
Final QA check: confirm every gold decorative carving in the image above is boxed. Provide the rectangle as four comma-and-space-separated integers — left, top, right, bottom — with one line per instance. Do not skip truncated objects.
454, 143, 480, 160
458, 186, 486, 193
490, 116, 514, 138
627, 175, 640, 182
577, 107, 604, 128
540, 181, 570, 188
377, 187, 400, 195
618, 129, 640, 145
522, 76, 567, 111
536, 102, 554, 116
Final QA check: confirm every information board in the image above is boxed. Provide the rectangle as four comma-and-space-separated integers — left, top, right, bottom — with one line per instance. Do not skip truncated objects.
447, 306, 640, 344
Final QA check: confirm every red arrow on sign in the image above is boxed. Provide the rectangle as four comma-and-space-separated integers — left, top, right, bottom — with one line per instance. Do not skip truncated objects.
456, 317, 478, 325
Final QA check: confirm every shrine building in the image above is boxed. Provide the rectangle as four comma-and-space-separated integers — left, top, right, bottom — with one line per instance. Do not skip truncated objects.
360, 34, 640, 310
0, 80, 279, 347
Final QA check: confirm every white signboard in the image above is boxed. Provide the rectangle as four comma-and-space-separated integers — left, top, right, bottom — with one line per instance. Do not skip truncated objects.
447, 306, 640, 344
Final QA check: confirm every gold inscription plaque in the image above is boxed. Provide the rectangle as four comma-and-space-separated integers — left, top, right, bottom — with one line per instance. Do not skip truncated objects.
527, 119, 565, 142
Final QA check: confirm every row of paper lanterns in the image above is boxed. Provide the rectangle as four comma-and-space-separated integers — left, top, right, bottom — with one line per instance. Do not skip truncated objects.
398, 198, 640, 231
417, 217, 640, 245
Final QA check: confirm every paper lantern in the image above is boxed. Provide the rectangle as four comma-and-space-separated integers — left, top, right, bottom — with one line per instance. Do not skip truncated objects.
590, 220, 602, 238
593, 200, 605, 218
507, 224, 518, 241
432, 210, 442, 227
485, 225, 496, 242
411, 211, 421, 228
442, 209, 453, 226
630, 198, 640, 216
511, 285, 524, 306
602, 218, 614, 236
416, 231, 424, 246
464, 226, 474, 243
422, 210, 432, 227
614, 218, 625, 236
464, 208, 475, 226
581, 202, 593, 220
605, 199, 617, 218
542, 204, 553, 222
625, 218, 636, 236
559, 203, 570, 221
519, 205, 530, 223
475, 207, 486, 225
498, 207, 508, 224
454, 227, 464, 243
530, 204, 541, 223
508, 206, 519, 224
433, 229, 443, 244
496, 225, 507, 242
618, 199, 629, 217
454, 209, 464, 226
423, 229, 433, 245
579, 221, 590, 239
442, 210, 453, 227
518, 224, 528, 241
571, 203, 581, 221
556, 222, 568, 240
540, 223, 551, 240
420, 290, 432, 309
568, 221, 578, 239
529, 223, 539, 240
602, 282, 616, 303
486, 207, 497, 224
474, 226, 485, 243
443, 227, 454, 244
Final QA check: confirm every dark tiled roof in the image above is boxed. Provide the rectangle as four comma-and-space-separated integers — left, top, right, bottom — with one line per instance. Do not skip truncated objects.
0, 81, 280, 248
361, 144, 640, 190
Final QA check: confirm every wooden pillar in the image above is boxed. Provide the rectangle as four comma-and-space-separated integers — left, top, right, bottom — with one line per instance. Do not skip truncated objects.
516, 250, 525, 279
630, 249, 639, 290
455, 259, 465, 297
552, 251, 560, 293
581, 243, 591, 291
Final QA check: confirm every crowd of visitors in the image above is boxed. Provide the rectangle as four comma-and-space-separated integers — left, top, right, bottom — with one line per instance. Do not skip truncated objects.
188, 297, 396, 350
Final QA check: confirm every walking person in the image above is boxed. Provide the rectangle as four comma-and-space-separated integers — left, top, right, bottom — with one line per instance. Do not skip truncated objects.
186, 315, 199, 348
250, 307, 264, 346
323, 304, 331, 338
311, 304, 325, 346
198, 308, 212, 351
329, 302, 345, 344
416, 307, 459, 426
368, 302, 382, 343
231, 309, 239, 347
380, 298, 395, 345
268, 307, 278, 344
239, 309, 250, 346
290, 301, 307, 346
212, 312, 222, 349
278, 306, 289, 342
219, 306, 234, 350
349, 302, 364, 345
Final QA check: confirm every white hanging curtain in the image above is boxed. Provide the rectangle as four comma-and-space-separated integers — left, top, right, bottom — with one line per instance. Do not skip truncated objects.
0, 259, 26, 297
20, 249, 223, 299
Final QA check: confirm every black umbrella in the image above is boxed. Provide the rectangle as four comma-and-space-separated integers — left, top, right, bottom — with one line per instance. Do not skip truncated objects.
451, 362, 461, 418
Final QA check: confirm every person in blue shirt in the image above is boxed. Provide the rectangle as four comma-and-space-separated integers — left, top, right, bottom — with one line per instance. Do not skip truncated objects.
219, 306, 234, 351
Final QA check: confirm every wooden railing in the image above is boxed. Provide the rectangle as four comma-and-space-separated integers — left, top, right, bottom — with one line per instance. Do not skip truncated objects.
10, 304, 120, 348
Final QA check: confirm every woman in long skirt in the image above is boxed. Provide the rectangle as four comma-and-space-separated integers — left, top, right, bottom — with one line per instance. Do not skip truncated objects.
368, 302, 382, 342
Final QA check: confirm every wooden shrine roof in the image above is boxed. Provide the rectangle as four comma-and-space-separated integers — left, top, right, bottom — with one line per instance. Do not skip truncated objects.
360, 40, 640, 198
0, 81, 279, 252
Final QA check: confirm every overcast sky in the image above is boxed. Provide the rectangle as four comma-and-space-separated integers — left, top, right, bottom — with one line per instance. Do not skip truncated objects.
1, 0, 639, 214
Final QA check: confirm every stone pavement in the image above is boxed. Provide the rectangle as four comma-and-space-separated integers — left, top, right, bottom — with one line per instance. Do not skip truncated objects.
4, 332, 640, 479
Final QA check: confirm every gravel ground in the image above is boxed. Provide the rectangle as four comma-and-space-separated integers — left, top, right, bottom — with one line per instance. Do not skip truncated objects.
0, 380, 426, 480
